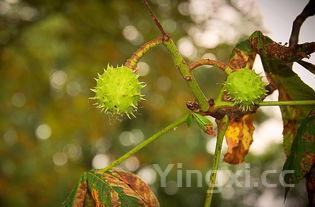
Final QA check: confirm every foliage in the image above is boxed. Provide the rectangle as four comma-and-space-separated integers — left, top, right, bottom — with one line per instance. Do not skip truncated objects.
63, 169, 159, 207
250, 31, 315, 156
283, 110, 315, 187
70, 0, 315, 206
188, 113, 215, 136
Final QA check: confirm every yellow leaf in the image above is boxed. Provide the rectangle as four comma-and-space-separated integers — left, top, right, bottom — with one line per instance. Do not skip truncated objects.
224, 114, 255, 164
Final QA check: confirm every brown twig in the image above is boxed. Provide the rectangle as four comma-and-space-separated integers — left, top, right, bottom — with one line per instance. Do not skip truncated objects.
189, 59, 228, 72
141, 0, 209, 111
125, 35, 164, 70
297, 60, 315, 75
289, 0, 315, 47
142, 0, 168, 37
265, 83, 276, 96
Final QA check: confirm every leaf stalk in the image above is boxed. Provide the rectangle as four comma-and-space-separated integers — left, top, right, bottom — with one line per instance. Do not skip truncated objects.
98, 115, 188, 173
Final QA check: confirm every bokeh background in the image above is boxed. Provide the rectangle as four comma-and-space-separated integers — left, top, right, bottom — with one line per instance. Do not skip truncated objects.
0, 0, 314, 206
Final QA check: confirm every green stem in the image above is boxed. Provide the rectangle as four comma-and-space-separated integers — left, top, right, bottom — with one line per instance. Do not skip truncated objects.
98, 115, 188, 173
259, 100, 315, 106
214, 100, 315, 109
163, 38, 209, 111
204, 115, 229, 207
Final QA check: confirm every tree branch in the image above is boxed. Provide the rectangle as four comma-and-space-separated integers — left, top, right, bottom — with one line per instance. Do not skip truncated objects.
289, 0, 315, 47
297, 60, 315, 75
141, 0, 210, 110
163, 39, 210, 111
142, 0, 168, 37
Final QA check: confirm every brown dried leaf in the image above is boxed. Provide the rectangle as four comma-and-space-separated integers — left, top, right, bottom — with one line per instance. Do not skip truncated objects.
113, 169, 160, 207
224, 114, 255, 164
63, 169, 159, 207
73, 181, 88, 207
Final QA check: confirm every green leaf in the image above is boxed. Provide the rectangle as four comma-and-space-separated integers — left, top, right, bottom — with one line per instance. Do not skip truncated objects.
283, 110, 315, 186
186, 113, 193, 127
228, 38, 256, 70
192, 113, 215, 136
246, 30, 315, 202
63, 168, 160, 207
260, 56, 315, 155
248, 31, 315, 155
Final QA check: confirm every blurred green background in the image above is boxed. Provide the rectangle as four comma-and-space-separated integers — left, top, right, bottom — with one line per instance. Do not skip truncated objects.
0, 0, 310, 206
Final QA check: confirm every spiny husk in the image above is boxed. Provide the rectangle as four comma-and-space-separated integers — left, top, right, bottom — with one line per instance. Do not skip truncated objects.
91, 65, 145, 118
224, 67, 267, 111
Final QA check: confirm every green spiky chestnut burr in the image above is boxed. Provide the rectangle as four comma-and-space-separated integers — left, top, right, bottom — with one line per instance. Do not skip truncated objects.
224, 67, 267, 111
91, 65, 145, 118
